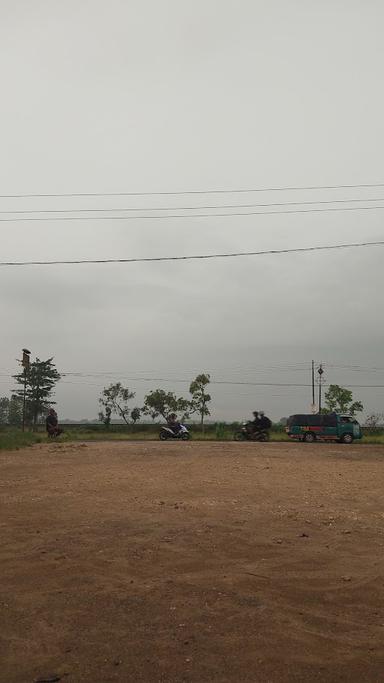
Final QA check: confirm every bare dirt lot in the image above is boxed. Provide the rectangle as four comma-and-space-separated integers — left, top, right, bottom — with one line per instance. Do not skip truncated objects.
1, 441, 384, 683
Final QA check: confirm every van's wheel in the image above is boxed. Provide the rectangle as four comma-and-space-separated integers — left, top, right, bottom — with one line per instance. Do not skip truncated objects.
304, 432, 316, 443
341, 433, 354, 444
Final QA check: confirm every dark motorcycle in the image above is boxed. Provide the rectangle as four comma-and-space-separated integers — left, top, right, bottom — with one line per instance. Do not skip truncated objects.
47, 427, 63, 439
234, 422, 270, 442
159, 424, 191, 441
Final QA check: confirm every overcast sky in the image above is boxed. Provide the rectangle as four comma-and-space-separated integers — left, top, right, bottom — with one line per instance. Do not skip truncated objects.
1, 0, 384, 421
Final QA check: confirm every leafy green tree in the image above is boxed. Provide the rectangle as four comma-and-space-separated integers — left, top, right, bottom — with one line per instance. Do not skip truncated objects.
189, 373, 211, 432
8, 395, 23, 427
14, 358, 61, 430
99, 383, 135, 425
142, 389, 190, 421
324, 384, 363, 416
0, 397, 10, 425
131, 407, 141, 424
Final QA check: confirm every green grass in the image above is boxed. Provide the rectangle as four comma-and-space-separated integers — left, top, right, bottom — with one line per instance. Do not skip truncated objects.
270, 431, 290, 441
360, 433, 384, 445
1, 427, 383, 450
0, 430, 42, 451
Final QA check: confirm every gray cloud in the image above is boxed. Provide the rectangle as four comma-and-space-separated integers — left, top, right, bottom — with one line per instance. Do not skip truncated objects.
1, 0, 383, 421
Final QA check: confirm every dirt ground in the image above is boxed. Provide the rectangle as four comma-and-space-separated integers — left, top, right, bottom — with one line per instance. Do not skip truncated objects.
1, 441, 384, 683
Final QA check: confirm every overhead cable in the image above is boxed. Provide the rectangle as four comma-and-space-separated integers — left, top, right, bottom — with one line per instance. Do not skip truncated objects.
1, 196, 384, 215
1, 181, 384, 199
2, 204, 384, 222
1, 240, 383, 267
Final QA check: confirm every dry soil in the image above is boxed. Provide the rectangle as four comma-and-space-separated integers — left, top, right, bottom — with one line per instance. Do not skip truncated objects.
1, 441, 384, 683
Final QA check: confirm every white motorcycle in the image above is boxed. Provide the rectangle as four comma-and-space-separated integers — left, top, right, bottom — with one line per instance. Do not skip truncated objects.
159, 424, 191, 441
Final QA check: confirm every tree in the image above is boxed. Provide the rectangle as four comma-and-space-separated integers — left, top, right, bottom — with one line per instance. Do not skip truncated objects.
364, 413, 384, 430
8, 395, 23, 427
131, 407, 141, 424
189, 373, 211, 432
324, 384, 363, 416
99, 383, 135, 425
14, 358, 61, 430
98, 406, 112, 428
0, 397, 10, 425
142, 389, 190, 421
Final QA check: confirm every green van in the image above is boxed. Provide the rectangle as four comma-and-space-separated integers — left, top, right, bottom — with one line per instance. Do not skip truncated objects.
286, 413, 362, 444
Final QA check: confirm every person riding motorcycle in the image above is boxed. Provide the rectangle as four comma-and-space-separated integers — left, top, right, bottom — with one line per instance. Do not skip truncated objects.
250, 411, 261, 436
234, 410, 271, 441
258, 411, 272, 432
167, 413, 182, 435
249, 410, 271, 437
46, 408, 62, 438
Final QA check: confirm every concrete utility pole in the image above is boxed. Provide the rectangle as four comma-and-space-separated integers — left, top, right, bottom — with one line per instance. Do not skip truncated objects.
311, 360, 316, 412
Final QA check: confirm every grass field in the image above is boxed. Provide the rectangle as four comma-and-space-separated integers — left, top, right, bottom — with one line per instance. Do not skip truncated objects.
1, 426, 384, 450
0, 429, 42, 450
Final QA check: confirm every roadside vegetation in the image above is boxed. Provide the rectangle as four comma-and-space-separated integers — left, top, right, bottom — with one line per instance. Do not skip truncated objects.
0, 429, 42, 451
1, 356, 383, 449
2, 423, 384, 451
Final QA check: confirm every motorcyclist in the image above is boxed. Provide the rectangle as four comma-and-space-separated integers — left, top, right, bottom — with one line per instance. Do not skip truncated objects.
258, 411, 272, 432
249, 411, 262, 436
46, 408, 62, 438
167, 413, 182, 435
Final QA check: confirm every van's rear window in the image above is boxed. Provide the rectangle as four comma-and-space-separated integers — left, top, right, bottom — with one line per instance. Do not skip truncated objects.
322, 414, 337, 427
287, 414, 337, 427
288, 415, 308, 427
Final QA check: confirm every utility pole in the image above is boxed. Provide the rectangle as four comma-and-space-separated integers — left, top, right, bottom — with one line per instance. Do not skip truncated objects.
21, 349, 31, 432
318, 363, 324, 414
311, 360, 315, 410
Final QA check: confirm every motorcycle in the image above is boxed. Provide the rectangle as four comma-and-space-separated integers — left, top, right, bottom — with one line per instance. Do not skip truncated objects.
47, 427, 63, 439
234, 422, 270, 442
159, 424, 191, 441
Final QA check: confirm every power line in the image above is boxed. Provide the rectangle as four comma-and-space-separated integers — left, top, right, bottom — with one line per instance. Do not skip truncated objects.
326, 364, 384, 372
2, 359, 382, 378
0, 375, 382, 390
1, 181, 384, 199
2, 204, 384, 222
1, 371, 383, 389
4, 361, 382, 380
57, 379, 308, 387
58, 378, 384, 388
0, 362, 313, 376
1, 196, 384, 215
61, 379, 313, 387
1, 240, 383, 267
